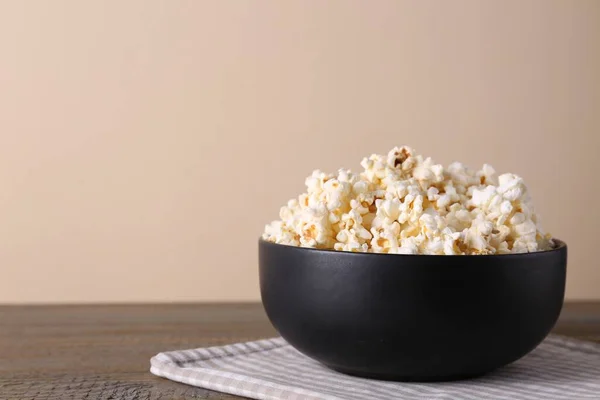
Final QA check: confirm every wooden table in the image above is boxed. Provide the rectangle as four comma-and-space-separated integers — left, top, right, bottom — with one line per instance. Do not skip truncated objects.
1, 302, 598, 399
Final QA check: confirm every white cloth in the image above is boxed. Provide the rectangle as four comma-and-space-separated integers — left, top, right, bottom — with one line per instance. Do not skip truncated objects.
151, 335, 600, 400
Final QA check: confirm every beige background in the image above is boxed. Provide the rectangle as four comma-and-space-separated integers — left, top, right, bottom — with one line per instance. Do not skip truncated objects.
0, 1, 598, 303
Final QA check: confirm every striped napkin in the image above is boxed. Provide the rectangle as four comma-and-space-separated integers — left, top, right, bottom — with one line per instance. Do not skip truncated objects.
150, 335, 600, 400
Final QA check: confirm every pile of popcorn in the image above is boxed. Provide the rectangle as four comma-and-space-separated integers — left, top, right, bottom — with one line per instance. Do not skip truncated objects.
262, 146, 554, 255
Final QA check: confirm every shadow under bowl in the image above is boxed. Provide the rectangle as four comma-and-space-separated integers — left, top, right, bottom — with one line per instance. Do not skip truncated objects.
259, 239, 567, 381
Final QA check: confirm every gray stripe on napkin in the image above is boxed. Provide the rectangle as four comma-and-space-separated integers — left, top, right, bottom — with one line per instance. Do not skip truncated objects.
150, 335, 600, 400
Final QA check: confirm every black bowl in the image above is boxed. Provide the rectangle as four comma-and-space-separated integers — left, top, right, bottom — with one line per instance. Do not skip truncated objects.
259, 239, 567, 381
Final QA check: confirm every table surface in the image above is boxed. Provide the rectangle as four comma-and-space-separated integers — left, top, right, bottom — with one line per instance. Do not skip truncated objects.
1, 302, 599, 400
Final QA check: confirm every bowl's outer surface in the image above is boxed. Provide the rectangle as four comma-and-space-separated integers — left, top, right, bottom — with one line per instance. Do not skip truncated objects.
259, 240, 567, 381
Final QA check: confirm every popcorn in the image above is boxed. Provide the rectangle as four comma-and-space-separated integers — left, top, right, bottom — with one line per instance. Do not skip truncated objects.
427, 187, 439, 201
413, 157, 445, 185
477, 164, 497, 185
322, 179, 351, 211
497, 173, 525, 202
263, 146, 554, 255
500, 200, 513, 216
263, 221, 299, 246
375, 198, 401, 223
471, 186, 497, 208
386, 146, 414, 168
370, 219, 401, 253
335, 210, 371, 253
371, 229, 399, 253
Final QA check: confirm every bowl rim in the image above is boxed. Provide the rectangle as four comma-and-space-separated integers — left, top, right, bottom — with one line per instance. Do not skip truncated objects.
259, 238, 566, 258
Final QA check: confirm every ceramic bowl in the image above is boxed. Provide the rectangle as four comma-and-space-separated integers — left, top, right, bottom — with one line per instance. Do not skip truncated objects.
259, 239, 567, 381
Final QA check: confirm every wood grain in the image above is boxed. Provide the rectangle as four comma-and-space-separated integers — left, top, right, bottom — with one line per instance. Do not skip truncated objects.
0, 302, 598, 399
